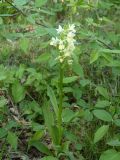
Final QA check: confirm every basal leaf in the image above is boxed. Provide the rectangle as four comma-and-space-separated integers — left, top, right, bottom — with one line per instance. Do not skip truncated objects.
29, 141, 53, 156
42, 100, 54, 137
47, 86, 58, 117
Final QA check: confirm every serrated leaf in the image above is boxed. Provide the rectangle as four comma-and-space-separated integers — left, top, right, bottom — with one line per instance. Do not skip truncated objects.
93, 109, 112, 122
94, 125, 109, 143
12, 81, 25, 103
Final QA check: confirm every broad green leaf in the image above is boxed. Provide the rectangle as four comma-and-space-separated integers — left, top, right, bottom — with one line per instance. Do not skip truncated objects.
63, 76, 78, 84
90, 52, 99, 64
107, 139, 120, 147
29, 141, 52, 156
35, 0, 47, 7
97, 86, 109, 99
41, 156, 58, 160
80, 79, 91, 87
62, 108, 75, 123
7, 132, 18, 150
12, 81, 25, 103
95, 100, 110, 108
93, 110, 112, 122
20, 38, 29, 53
5, 120, 19, 130
30, 131, 44, 141
35, 27, 48, 36
47, 86, 58, 117
84, 110, 93, 121
75, 143, 83, 151
114, 119, 120, 127
64, 131, 77, 142
0, 128, 7, 139
94, 125, 109, 143
31, 122, 44, 131
99, 149, 120, 160
72, 63, 84, 78
35, 53, 51, 63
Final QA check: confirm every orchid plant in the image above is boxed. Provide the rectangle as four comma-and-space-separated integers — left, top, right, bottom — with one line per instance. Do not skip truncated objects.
50, 24, 76, 144
50, 24, 76, 64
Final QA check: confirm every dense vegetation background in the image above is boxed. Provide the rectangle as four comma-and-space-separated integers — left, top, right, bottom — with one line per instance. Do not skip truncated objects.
0, 0, 120, 159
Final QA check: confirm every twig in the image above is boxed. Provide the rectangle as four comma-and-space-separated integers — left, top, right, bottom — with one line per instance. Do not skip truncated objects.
4, 0, 48, 28
5, 0, 26, 16
97, 39, 113, 50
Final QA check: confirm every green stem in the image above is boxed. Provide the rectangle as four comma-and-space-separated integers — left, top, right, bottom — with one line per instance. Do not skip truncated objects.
58, 63, 64, 144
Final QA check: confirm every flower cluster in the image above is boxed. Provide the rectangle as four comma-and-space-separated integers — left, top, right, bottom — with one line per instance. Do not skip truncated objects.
50, 24, 76, 64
